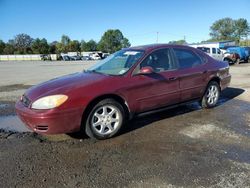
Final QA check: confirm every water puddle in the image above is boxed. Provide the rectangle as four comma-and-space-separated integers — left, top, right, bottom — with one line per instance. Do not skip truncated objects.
0, 104, 10, 108
0, 115, 31, 132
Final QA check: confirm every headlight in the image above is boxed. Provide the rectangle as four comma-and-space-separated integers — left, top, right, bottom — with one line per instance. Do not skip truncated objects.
31, 95, 68, 110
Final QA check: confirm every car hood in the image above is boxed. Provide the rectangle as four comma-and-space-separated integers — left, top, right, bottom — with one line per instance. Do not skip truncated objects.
25, 72, 108, 101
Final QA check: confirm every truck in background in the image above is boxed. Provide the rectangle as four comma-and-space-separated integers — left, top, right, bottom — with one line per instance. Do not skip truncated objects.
196, 47, 224, 61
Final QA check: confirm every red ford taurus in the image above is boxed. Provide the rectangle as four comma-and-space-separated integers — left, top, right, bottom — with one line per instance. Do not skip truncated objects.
16, 44, 231, 139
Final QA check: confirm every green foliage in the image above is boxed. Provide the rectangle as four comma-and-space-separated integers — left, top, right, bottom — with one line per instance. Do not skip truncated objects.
31, 38, 49, 54
234, 18, 250, 41
61, 35, 70, 46
14, 33, 33, 54
55, 35, 71, 53
3, 44, 15, 54
49, 41, 57, 54
239, 39, 250, 46
0, 30, 130, 55
81, 40, 97, 51
0, 40, 6, 54
168, 40, 187, 45
67, 40, 81, 52
209, 18, 250, 42
97, 29, 131, 53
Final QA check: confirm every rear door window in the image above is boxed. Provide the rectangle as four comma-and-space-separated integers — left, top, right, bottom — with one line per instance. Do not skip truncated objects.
173, 48, 203, 69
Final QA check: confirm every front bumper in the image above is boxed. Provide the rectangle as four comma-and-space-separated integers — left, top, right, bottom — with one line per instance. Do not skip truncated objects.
15, 100, 84, 134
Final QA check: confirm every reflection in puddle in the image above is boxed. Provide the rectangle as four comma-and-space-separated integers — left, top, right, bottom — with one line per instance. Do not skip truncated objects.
0, 104, 10, 108
0, 115, 30, 132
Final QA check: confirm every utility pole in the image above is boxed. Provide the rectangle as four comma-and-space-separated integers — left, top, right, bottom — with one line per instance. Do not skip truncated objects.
156, 32, 159, 43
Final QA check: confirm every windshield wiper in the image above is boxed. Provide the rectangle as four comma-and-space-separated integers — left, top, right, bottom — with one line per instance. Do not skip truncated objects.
84, 69, 109, 76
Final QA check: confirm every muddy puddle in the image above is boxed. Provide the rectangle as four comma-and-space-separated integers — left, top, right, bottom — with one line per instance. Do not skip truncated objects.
0, 115, 30, 132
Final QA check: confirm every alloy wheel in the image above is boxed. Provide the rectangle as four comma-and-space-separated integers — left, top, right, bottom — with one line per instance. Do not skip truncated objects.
91, 105, 121, 135
206, 85, 219, 105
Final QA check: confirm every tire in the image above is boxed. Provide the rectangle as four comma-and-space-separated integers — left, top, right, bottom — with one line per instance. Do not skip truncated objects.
201, 81, 220, 108
85, 99, 125, 140
235, 58, 240, 65
223, 58, 233, 64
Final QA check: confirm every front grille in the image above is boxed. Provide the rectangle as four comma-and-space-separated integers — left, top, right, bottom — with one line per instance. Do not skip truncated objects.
35, 125, 48, 131
21, 95, 31, 107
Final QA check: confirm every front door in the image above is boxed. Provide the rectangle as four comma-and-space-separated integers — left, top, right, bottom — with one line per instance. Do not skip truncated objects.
125, 48, 181, 113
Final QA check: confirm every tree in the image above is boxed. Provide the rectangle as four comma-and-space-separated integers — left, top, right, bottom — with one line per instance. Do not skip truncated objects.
168, 40, 187, 45
0, 40, 5, 54
81, 39, 97, 51
209, 18, 250, 42
68, 40, 80, 52
61, 35, 70, 46
31, 38, 49, 54
49, 41, 57, 54
234, 18, 250, 42
97, 29, 131, 53
56, 35, 72, 53
3, 44, 15, 54
14, 33, 33, 54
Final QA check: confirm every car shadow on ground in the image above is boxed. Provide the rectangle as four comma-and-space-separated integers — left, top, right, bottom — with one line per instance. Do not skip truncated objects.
119, 87, 245, 136
68, 87, 245, 139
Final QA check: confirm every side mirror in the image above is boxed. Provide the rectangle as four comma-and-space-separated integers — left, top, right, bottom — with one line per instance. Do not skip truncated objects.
138, 66, 154, 75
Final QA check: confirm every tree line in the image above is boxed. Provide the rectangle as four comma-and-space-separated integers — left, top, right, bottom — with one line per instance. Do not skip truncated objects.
168, 18, 250, 45
0, 29, 131, 55
0, 18, 249, 54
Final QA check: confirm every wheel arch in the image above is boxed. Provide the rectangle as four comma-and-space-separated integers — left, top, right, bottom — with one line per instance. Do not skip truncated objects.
209, 76, 220, 85
203, 76, 221, 97
80, 93, 130, 131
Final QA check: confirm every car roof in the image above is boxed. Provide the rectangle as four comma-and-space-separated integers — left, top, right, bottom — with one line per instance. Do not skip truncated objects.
127, 44, 193, 52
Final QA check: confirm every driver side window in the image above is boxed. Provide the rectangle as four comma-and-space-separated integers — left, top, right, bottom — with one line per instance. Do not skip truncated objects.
140, 48, 173, 72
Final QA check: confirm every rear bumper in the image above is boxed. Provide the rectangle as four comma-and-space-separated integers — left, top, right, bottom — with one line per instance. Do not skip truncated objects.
15, 100, 84, 134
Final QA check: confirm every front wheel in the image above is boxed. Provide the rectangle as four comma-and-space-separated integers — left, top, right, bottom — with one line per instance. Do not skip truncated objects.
85, 99, 125, 140
201, 81, 220, 108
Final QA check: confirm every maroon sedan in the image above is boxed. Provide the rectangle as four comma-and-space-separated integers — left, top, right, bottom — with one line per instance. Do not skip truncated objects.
16, 44, 231, 139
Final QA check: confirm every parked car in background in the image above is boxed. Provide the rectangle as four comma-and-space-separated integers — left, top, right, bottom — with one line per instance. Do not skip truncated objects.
61, 55, 71, 61
40, 54, 52, 61
223, 52, 240, 64
70, 55, 82, 61
102, 53, 110, 59
226, 47, 248, 62
197, 47, 224, 61
16, 44, 231, 140
90, 53, 101, 60
81, 56, 91, 60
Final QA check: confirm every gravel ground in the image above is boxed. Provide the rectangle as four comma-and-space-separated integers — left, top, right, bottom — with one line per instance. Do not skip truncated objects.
0, 61, 250, 188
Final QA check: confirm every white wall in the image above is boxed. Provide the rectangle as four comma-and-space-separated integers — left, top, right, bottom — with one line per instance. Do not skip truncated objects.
0, 54, 42, 61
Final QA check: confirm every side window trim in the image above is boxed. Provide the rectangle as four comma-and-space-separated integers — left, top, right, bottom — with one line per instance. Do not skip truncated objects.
172, 47, 204, 70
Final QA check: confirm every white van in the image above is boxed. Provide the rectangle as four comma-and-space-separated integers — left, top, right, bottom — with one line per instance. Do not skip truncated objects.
197, 47, 224, 61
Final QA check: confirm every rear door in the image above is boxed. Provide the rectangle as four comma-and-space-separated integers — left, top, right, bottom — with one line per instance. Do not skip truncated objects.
172, 47, 207, 102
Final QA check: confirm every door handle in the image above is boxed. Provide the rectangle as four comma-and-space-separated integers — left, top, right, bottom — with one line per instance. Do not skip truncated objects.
203, 70, 208, 74
168, 77, 177, 81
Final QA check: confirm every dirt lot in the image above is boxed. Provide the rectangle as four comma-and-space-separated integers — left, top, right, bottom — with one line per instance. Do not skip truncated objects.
0, 61, 250, 188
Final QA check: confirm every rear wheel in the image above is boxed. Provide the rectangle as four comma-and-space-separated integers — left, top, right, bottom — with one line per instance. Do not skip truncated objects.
85, 99, 125, 140
235, 58, 240, 64
223, 58, 233, 64
201, 81, 220, 108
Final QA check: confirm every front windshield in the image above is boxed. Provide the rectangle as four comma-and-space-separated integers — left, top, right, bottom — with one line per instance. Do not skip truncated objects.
87, 49, 144, 75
